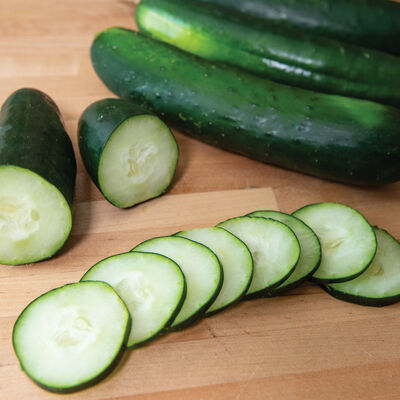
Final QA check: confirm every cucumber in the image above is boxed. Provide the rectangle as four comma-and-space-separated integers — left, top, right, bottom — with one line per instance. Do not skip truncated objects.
322, 227, 400, 307
81, 251, 186, 347
247, 210, 320, 295
136, 0, 400, 107
0, 88, 76, 265
198, 0, 400, 56
217, 216, 300, 298
293, 203, 376, 283
132, 236, 222, 329
12, 281, 131, 393
78, 98, 178, 208
175, 227, 253, 314
90, 28, 400, 186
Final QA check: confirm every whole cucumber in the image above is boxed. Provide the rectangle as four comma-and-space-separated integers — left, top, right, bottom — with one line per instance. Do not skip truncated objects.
198, 0, 400, 56
136, 0, 400, 107
91, 28, 400, 186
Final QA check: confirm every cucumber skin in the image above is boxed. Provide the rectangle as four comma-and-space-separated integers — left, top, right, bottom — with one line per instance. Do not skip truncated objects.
320, 284, 400, 307
12, 282, 132, 394
198, 0, 400, 56
0, 88, 76, 207
136, 0, 400, 107
78, 98, 157, 191
90, 28, 400, 186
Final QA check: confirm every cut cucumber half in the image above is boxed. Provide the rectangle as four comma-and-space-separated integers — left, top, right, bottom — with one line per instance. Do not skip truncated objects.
78, 98, 178, 208
217, 216, 300, 298
175, 227, 253, 315
322, 227, 400, 306
81, 251, 186, 347
247, 210, 321, 295
132, 236, 222, 330
0, 166, 72, 265
12, 281, 130, 393
293, 202, 376, 283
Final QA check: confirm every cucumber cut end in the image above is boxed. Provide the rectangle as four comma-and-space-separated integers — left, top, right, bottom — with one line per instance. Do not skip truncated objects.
12, 281, 130, 393
0, 165, 72, 265
98, 115, 178, 208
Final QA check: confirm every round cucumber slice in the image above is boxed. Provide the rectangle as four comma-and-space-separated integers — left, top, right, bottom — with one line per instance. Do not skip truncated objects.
293, 202, 376, 283
81, 251, 186, 347
12, 281, 130, 393
98, 114, 178, 208
248, 210, 321, 295
176, 227, 253, 314
323, 227, 400, 306
0, 165, 72, 265
217, 216, 300, 298
132, 236, 222, 330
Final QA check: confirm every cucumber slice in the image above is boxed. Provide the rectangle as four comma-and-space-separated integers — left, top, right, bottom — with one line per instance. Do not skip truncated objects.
12, 281, 131, 393
217, 216, 300, 298
176, 227, 253, 315
81, 251, 186, 347
293, 202, 376, 283
323, 227, 400, 306
0, 166, 72, 265
132, 236, 222, 330
79, 98, 178, 208
247, 210, 321, 295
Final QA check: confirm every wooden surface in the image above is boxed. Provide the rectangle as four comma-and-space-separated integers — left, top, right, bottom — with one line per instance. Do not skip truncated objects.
1, 1, 400, 399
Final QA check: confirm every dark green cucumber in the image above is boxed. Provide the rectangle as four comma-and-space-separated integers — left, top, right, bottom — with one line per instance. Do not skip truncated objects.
136, 0, 400, 107
90, 28, 400, 186
198, 0, 400, 56
78, 98, 178, 208
0, 88, 76, 265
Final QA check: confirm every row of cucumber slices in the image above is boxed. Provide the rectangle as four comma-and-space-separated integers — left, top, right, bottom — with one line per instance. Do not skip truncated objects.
13, 202, 400, 393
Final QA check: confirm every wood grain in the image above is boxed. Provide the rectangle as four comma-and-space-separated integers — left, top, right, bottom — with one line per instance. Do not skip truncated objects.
1, 0, 400, 399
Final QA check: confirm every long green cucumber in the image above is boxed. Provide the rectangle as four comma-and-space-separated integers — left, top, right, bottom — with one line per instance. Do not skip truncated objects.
198, 0, 400, 56
90, 28, 400, 186
0, 88, 76, 265
135, 0, 400, 107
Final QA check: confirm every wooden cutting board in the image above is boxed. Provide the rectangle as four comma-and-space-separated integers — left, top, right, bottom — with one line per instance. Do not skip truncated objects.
1, 0, 400, 399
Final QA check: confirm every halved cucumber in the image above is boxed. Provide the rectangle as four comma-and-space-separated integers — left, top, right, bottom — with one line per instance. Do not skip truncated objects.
176, 227, 253, 315
0, 166, 72, 265
81, 251, 186, 347
217, 216, 300, 298
247, 210, 321, 295
0, 88, 76, 265
132, 236, 222, 329
78, 98, 178, 208
322, 227, 400, 306
293, 202, 376, 283
12, 281, 131, 393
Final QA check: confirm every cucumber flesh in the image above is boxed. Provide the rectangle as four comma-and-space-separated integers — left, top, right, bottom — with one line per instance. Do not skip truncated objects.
293, 202, 376, 283
176, 227, 253, 314
248, 210, 321, 295
0, 165, 72, 265
132, 236, 222, 329
99, 115, 178, 208
323, 227, 400, 306
217, 216, 300, 297
12, 281, 130, 393
81, 251, 185, 347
